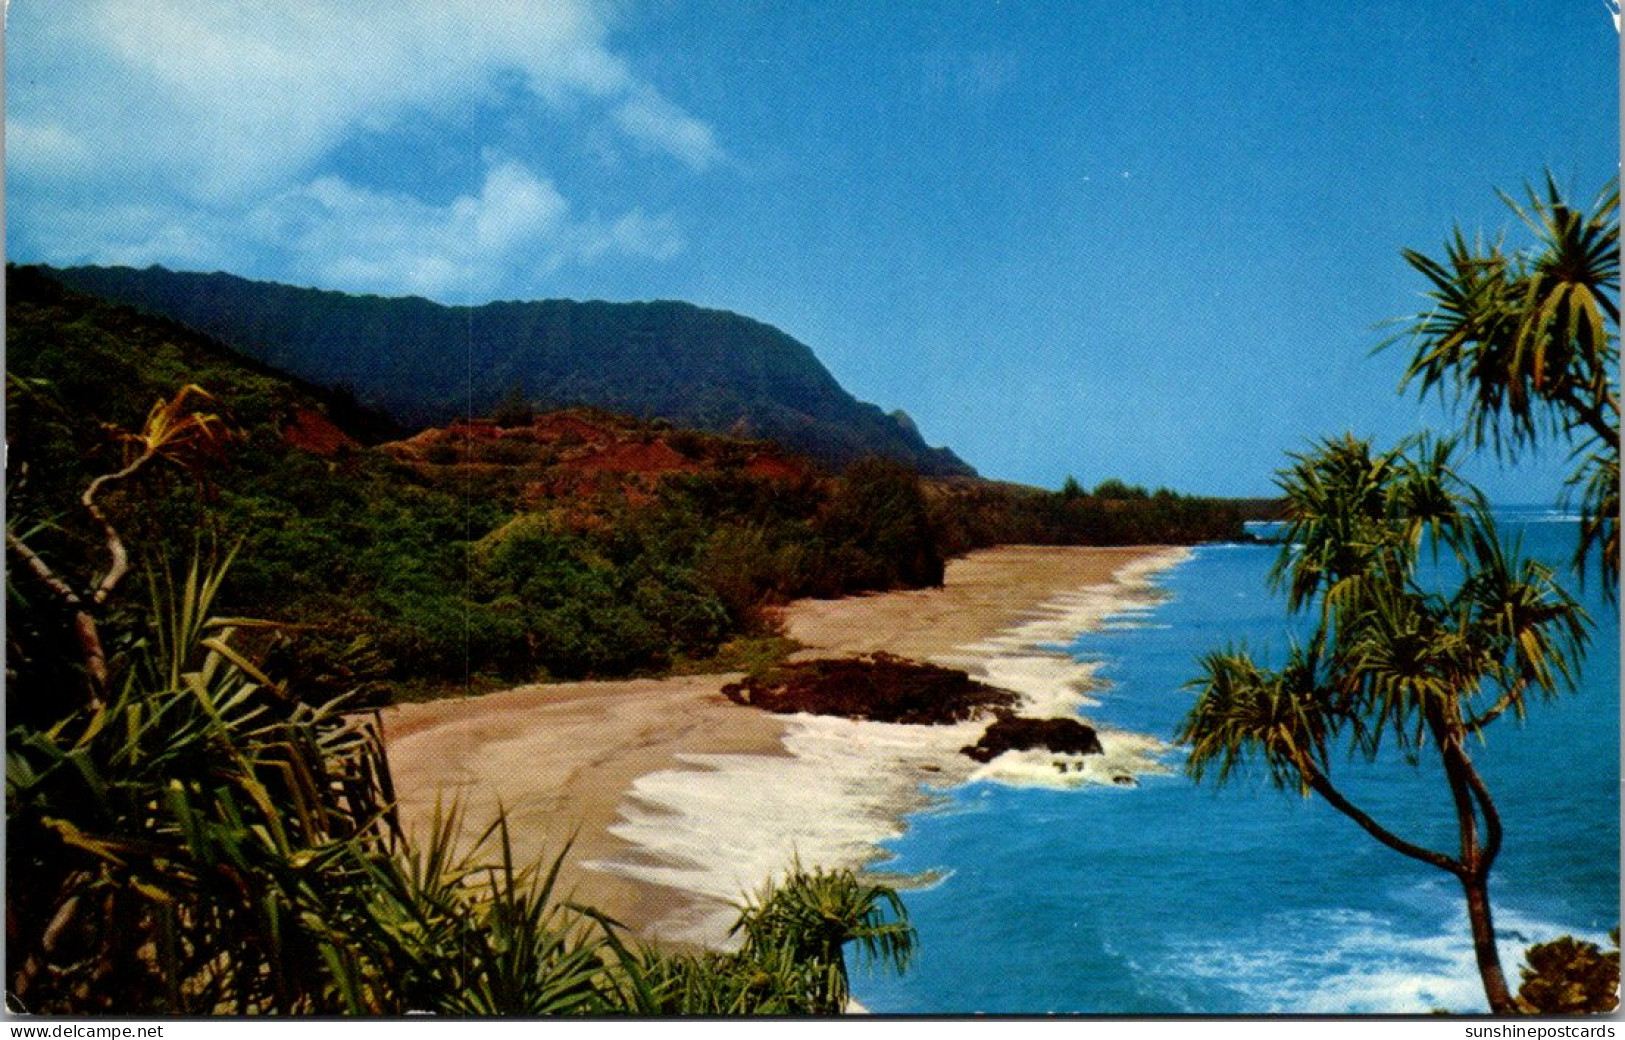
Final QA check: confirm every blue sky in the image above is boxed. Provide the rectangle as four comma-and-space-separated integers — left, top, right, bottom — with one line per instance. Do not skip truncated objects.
6, 1, 1618, 498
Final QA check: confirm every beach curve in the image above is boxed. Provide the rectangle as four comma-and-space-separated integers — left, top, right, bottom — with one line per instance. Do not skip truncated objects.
383, 544, 1190, 946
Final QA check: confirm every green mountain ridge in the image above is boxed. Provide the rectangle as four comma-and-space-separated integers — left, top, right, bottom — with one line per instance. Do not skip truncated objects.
33, 263, 975, 477
6, 266, 1259, 707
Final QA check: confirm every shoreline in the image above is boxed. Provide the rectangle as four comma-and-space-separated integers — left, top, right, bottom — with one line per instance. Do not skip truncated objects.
383, 544, 1192, 946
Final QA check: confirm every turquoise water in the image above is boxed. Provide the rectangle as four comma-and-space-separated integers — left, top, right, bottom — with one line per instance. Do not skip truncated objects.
855, 512, 1620, 1014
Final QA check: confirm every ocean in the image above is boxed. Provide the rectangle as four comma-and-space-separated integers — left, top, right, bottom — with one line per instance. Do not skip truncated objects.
853, 511, 1621, 1014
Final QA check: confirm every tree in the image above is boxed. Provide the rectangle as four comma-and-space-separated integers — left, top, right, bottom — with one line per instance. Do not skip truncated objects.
1179, 435, 1589, 1014
1387, 176, 1619, 589
6, 384, 225, 708
730, 861, 916, 1013
819, 457, 944, 590
5, 387, 398, 1012
1092, 477, 1148, 500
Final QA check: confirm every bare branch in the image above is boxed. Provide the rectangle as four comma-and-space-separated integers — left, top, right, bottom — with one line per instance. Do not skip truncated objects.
1300, 759, 1464, 877
82, 450, 159, 606
6, 532, 108, 705
1462, 681, 1527, 735
7, 531, 84, 607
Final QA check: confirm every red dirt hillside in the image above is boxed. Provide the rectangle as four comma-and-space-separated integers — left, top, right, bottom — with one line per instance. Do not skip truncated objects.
282, 407, 360, 457
379, 408, 816, 503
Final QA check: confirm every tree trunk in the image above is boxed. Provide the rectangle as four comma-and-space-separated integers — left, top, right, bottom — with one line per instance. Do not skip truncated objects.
1462, 873, 1516, 1014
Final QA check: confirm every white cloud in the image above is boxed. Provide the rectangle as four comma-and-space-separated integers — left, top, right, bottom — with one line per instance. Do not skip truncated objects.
20, 0, 714, 199
12, 156, 686, 303
255, 159, 685, 300
5, 121, 94, 179
266, 161, 567, 297
6, 1, 717, 295
596, 210, 686, 262
613, 88, 724, 170
465, 163, 571, 251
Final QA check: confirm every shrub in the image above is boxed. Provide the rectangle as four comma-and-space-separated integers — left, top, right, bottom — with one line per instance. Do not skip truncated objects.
1517, 932, 1620, 1014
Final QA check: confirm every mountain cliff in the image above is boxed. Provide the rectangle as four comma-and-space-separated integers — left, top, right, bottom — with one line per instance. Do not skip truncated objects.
35, 264, 974, 476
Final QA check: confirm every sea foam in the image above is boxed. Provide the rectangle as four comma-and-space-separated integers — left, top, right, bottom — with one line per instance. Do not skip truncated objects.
583, 547, 1193, 946
587, 714, 980, 945
1161, 890, 1613, 1014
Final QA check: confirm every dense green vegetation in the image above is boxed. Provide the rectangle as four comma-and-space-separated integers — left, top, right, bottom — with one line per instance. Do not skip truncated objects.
9, 271, 1255, 705
36, 262, 975, 476
926, 475, 1256, 555
5, 460, 915, 1012
5, 274, 942, 700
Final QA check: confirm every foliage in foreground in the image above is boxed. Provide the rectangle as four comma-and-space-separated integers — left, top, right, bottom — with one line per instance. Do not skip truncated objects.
5, 590, 905, 1010
731, 861, 916, 1013
5, 388, 913, 1015
9, 621, 910, 1016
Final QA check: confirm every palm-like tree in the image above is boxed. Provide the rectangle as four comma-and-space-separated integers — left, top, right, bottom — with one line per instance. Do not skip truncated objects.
1180, 436, 1589, 1014
731, 861, 916, 1013
1387, 176, 1619, 587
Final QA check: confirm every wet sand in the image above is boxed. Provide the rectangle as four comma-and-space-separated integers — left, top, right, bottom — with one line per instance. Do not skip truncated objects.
384, 544, 1180, 942
384, 675, 787, 936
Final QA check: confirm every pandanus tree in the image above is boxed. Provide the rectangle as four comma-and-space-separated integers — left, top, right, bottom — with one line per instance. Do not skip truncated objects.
5, 387, 403, 1012
731, 861, 916, 1013
1386, 176, 1618, 589
1179, 435, 1589, 1014
6, 383, 227, 709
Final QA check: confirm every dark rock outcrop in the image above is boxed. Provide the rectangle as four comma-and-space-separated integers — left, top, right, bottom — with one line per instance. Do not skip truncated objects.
961, 713, 1104, 763
722, 653, 1016, 725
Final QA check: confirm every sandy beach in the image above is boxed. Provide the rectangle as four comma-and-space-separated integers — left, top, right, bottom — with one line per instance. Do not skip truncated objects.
384, 544, 1187, 945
